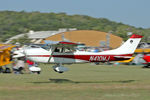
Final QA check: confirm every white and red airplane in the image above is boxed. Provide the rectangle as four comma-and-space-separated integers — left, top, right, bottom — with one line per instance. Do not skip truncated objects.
23, 34, 142, 73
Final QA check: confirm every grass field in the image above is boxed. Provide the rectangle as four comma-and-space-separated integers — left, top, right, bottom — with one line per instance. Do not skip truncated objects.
0, 63, 150, 100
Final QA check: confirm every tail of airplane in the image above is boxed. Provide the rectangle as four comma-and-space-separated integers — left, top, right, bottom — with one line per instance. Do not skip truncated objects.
102, 34, 143, 55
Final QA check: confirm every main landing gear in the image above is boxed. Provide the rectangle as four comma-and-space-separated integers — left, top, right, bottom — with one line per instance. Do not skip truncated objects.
53, 64, 69, 73
143, 63, 150, 68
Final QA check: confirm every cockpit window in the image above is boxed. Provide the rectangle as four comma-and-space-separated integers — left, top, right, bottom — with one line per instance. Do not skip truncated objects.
41, 45, 51, 50
54, 47, 75, 53
64, 48, 73, 53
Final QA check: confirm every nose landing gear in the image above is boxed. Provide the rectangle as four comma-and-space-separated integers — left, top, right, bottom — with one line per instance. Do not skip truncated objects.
53, 64, 69, 73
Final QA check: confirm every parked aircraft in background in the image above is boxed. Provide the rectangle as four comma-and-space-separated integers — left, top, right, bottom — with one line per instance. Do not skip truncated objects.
0, 44, 15, 73
0, 44, 15, 66
143, 54, 150, 68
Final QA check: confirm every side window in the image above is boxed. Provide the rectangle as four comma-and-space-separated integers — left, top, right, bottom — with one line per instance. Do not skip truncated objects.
64, 48, 73, 53
54, 48, 60, 52
54, 47, 74, 53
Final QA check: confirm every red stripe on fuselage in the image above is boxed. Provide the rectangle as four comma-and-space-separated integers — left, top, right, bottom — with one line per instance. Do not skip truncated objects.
27, 54, 132, 62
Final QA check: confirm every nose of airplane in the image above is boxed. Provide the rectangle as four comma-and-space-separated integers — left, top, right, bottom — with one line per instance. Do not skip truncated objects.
12, 48, 25, 58
24, 47, 50, 63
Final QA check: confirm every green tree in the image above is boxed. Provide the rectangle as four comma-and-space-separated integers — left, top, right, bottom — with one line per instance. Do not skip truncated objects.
0, 11, 149, 42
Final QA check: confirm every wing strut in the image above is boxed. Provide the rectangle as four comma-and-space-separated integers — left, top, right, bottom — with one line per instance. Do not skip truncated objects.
47, 47, 55, 63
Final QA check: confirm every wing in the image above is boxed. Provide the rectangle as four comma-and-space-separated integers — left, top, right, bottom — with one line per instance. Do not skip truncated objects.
0, 44, 15, 66
44, 40, 78, 63
0, 44, 15, 51
44, 40, 78, 48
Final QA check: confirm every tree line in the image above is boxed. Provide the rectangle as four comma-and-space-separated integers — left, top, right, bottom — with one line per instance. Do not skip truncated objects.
0, 11, 149, 42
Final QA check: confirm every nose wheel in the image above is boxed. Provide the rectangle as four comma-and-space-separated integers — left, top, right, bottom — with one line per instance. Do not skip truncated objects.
53, 68, 63, 73
53, 64, 69, 73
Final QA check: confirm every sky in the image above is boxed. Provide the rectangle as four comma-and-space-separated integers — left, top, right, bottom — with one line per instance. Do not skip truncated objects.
0, 0, 150, 28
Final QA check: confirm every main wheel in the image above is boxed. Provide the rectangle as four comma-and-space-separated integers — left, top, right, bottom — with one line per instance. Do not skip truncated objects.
54, 69, 58, 72
58, 71, 63, 73
37, 71, 41, 74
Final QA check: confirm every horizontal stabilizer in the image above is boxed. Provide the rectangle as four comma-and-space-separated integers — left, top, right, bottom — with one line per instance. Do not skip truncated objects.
114, 56, 132, 61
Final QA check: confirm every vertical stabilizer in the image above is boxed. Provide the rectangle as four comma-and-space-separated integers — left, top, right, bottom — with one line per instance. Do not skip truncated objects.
101, 34, 143, 54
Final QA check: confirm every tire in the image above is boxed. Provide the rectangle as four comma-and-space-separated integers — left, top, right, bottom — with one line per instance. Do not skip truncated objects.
4, 68, 11, 73
0, 68, 4, 73
58, 71, 63, 73
37, 71, 41, 74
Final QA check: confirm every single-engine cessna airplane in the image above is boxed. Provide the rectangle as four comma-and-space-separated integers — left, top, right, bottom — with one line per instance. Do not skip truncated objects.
23, 34, 143, 73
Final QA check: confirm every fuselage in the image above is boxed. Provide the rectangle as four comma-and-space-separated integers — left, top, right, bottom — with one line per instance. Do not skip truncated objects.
24, 34, 142, 64
25, 47, 132, 64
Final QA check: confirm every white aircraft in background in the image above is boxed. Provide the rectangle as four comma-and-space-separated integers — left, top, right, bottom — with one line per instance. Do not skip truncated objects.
22, 34, 142, 73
